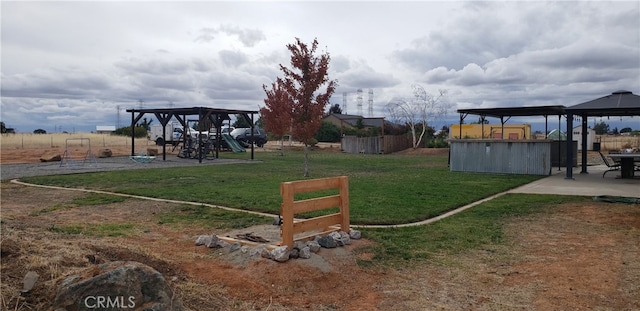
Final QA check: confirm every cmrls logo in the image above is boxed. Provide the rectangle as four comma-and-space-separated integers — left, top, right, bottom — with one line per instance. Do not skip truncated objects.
84, 296, 136, 309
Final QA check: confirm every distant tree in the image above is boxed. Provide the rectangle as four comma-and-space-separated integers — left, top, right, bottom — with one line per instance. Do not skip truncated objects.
328, 103, 342, 115
593, 121, 610, 135
33, 129, 47, 134
114, 126, 147, 138
620, 127, 632, 133
264, 37, 336, 176
1, 122, 6, 133
314, 121, 341, 142
232, 114, 252, 128
138, 117, 153, 131
261, 79, 293, 156
612, 127, 619, 135
387, 84, 449, 148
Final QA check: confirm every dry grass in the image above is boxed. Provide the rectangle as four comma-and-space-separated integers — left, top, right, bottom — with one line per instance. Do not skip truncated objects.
0, 133, 152, 150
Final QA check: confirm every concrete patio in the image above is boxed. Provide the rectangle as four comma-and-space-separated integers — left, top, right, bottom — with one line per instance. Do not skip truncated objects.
510, 165, 639, 197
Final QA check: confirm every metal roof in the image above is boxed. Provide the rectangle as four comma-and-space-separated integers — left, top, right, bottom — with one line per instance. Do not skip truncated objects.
457, 91, 640, 119
564, 90, 640, 116
457, 105, 566, 118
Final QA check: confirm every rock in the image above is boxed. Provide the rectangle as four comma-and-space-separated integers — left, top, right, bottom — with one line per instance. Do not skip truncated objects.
53, 261, 183, 311
216, 240, 229, 248
272, 216, 282, 226
22, 271, 39, 293
40, 154, 62, 162
299, 246, 312, 259
306, 241, 321, 253
289, 248, 299, 259
293, 241, 307, 250
206, 235, 219, 248
271, 246, 290, 262
349, 230, 362, 240
229, 242, 241, 252
195, 235, 211, 246
97, 149, 113, 158
317, 236, 338, 248
260, 248, 272, 259
338, 231, 351, 245
146, 148, 159, 156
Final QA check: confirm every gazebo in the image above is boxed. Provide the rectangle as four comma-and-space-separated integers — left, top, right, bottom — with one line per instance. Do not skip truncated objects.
564, 90, 640, 179
452, 90, 640, 176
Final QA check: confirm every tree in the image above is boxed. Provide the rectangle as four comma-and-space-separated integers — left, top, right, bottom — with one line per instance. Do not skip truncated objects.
387, 84, 449, 148
1, 122, 6, 133
314, 121, 341, 142
261, 79, 292, 156
232, 114, 252, 128
593, 121, 609, 135
138, 117, 153, 131
33, 129, 47, 134
328, 103, 342, 115
263, 38, 336, 176
620, 127, 632, 134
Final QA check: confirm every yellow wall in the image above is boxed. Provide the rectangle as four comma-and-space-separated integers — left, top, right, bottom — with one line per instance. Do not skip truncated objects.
450, 124, 532, 139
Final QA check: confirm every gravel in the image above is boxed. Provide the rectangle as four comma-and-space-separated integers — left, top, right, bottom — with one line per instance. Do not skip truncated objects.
0, 156, 259, 181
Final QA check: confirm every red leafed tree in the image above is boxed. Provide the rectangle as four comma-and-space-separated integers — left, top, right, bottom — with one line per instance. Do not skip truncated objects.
263, 37, 336, 177
261, 78, 291, 156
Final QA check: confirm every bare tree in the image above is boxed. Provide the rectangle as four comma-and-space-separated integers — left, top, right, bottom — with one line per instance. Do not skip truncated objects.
387, 84, 449, 148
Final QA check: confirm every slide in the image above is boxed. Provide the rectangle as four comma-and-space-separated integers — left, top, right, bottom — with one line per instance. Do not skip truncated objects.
222, 133, 246, 152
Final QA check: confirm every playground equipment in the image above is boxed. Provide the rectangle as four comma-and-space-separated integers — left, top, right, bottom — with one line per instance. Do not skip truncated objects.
278, 176, 350, 248
60, 138, 98, 168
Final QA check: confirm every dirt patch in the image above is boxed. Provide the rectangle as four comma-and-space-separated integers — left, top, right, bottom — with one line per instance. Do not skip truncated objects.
2, 183, 639, 310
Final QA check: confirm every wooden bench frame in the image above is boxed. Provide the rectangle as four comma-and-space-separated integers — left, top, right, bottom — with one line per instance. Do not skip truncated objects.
279, 176, 350, 248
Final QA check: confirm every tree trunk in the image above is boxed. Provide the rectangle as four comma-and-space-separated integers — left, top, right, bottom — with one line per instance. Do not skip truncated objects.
303, 144, 310, 177
279, 136, 285, 156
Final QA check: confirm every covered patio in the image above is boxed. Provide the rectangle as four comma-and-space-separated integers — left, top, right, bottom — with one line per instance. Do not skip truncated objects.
452, 90, 640, 179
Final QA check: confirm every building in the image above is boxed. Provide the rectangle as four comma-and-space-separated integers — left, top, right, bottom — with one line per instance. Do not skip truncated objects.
96, 126, 116, 134
323, 114, 385, 133
572, 125, 595, 151
449, 124, 532, 139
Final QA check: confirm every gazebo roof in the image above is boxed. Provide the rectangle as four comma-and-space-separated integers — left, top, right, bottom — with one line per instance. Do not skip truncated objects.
564, 90, 640, 116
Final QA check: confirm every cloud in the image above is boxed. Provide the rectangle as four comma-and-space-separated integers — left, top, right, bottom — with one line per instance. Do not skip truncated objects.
195, 25, 266, 47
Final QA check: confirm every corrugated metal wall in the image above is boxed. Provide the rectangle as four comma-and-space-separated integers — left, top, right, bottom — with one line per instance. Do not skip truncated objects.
450, 140, 551, 175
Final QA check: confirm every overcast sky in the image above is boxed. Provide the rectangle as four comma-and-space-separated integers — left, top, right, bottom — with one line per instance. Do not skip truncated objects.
2, 1, 639, 133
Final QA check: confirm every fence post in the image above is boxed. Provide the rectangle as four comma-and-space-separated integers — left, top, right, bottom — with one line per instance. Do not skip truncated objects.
280, 182, 295, 248
339, 176, 350, 232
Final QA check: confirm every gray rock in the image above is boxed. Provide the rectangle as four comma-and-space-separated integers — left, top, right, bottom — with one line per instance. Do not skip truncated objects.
22, 271, 39, 293
317, 236, 338, 248
271, 246, 290, 262
293, 241, 307, 250
299, 246, 312, 259
195, 235, 211, 246
306, 241, 321, 253
260, 248, 272, 259
40, 154, 62, 162
53, 261, 183, 311
289, 248, 299, 259
329, 231, 342, 240
229, 242, 241, 252
215, 240, 229, 248
349, 230, 362, 240
206, 235, 219, 248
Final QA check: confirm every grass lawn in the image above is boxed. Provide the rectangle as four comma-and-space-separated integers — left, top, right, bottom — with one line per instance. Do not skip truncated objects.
22, 150, 542, 225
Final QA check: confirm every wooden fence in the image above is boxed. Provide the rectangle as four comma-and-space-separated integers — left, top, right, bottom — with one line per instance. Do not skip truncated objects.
279, 176, 350, 248
341, 135, 412, 154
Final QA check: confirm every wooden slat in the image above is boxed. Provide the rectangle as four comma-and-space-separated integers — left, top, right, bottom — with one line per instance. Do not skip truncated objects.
292, 213, 342, 234
292, 195, 341, 214
218, 236, 277, 250
291, 228, 341, 243
284, 176, 343, 193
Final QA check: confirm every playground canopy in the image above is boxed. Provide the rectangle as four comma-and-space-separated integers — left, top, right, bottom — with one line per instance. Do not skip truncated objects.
126, 107, 259, 162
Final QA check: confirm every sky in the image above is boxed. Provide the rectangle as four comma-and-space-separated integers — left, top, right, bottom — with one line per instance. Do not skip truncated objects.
1, 1, 639, 134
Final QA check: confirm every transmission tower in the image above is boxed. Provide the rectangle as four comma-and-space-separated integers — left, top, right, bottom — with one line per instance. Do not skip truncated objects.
116, 105, 121, 128
342, 92, 348, 114
368, 89, 373, 117
357, 89, 363, 116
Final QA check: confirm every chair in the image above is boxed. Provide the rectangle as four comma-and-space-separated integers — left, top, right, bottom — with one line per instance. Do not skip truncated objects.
599, 151, 620, 178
